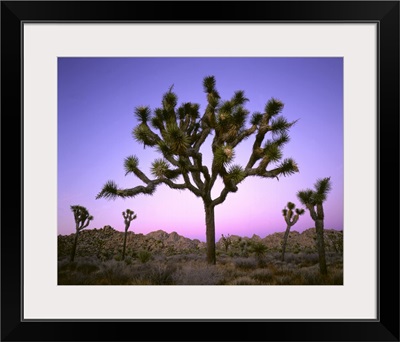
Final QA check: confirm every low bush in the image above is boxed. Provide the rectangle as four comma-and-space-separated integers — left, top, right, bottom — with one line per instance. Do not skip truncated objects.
58, 251, 343, 285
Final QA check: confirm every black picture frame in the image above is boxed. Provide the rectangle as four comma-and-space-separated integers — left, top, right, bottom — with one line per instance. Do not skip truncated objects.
1, 1, 399, 341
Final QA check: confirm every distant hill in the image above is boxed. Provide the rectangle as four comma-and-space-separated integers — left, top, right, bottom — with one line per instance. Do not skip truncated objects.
58, 226, 343, 260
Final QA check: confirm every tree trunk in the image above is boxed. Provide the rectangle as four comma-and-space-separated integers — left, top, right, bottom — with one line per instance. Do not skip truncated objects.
315, 219, 327, 275
122, 230, 128, 260
204, 203, 216, 265
281, 225, 291, 261
70, 231, 79, 262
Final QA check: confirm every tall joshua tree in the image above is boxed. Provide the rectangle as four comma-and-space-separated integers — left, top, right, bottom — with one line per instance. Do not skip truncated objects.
297, 177, 332, 275
281, 202, 305, 261
97, 76, 299, 264
122, 209, 137, 260
70, 205, 93, 262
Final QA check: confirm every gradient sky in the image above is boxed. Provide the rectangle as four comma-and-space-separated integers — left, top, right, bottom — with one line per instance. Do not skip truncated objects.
58, 57, 343, 241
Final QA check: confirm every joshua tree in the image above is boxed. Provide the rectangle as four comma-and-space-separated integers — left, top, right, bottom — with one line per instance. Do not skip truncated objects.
97, 76, 299, 264
221, 234, 232, 252
122, 209, 137, 260
297, 177, 332, 275
70, 205, 93, 262
281, 202, 305, 261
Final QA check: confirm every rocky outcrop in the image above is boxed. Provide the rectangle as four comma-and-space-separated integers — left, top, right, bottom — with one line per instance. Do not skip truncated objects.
58, 226, 205, 259
58, 226, 343, 260
216, 228, 343, 254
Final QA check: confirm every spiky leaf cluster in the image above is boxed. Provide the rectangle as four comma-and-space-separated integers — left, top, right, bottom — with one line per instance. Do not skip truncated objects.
287, 202, 295, 210
124, 155, 139, 175
134, 106, 151, 123
250, 112, 263, 125
162, 89, 178, 112
96, 180, 119, 200
133, 124, 156, 146
226, 164, 246, 184
265, 98, 284, 117
164, 124, 190, 154
270, 116, 294, 135
297, 177, 332, 206
276, 158, 299, 176
214, 145, 235, 167
151, 159, 170, 179
264, 140, 283, 162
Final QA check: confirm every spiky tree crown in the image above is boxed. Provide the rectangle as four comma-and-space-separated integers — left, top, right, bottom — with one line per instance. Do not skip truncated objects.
70, 205, 93, 231
97, 76, 299, 208
297, 177, 331, 220
282, 201, 304, 226
122, 209, 137, 230
297, 177, 332, 206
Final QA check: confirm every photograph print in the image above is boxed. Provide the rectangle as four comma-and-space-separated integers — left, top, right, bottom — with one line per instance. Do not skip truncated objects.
57, 57, 344, 286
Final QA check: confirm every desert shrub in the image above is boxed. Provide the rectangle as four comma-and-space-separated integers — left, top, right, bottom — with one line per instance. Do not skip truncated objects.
272, 263, 297, 276
215, 254, 231, 266
251, 268, 274, 284
57, 246, 343, 285
257, 259, 268, 268
326, 252, 343, 266
96, 270, 131, 285
284, 252, 319, 267
56, 258, 143, 285
124, 256, 133, 265
267, 252, 284, 263
238, 240, 250, 257
328, 268, 343, 285
166, 253, 203, 263
299, 268, 323, 285
137, 250, 152, 263
227, 250, 240, 257
298, 253, 319, 266
92, 260, 137, 285
76, 262, 100, 274
228, 276, 258, 285
114, 254, 123, 262
58, 272, 88, 285
250, 241, 268, 259
281, 252, 297, 264
58, 260, 77, 273
173, 263, 226, 285
148, 263, 176, 285
233, 257, 258, 270
275, 275, 296, 285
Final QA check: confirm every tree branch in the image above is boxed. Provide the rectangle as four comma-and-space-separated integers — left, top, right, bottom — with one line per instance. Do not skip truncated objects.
212, 183, 238, 207
231, 125, 257, 148
181, 171, 202, 197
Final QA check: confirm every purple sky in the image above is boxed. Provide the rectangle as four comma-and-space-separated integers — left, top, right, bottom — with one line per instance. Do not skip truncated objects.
58, 57, 343, 241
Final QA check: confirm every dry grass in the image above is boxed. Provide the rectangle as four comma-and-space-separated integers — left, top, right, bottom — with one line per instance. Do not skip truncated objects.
58, 251, 343, 285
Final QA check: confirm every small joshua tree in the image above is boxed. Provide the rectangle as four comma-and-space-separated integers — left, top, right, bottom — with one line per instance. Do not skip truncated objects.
70, 205, 93, 262
297, 177, 332, 275
281, 202, 305, 261
221, 234, 232, 252
122, 209, 137, 260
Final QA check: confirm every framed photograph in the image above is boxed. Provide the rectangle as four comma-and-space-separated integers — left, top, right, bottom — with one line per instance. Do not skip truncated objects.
1, 1, 399, 341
